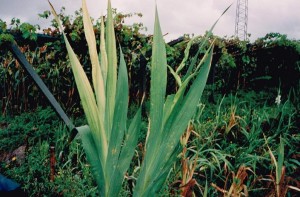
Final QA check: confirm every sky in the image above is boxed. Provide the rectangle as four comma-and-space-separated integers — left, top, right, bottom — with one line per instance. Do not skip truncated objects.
1, 0, 300, 42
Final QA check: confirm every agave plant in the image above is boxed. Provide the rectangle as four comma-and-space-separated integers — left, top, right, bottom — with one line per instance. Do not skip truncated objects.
49, 0, 228, 196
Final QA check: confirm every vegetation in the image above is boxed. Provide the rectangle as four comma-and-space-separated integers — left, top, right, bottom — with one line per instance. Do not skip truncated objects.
1, 11, 300, 115
1, 90, 299, 196
0, 0, 299, 196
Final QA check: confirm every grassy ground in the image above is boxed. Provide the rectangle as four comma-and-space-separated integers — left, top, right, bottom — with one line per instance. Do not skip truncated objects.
0, 89, 299, 196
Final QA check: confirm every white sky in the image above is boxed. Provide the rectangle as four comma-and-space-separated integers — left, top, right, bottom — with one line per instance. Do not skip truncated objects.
1, 0, 300, 42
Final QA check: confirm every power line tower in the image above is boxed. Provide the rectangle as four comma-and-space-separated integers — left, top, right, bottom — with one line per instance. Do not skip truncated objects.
235, 0, 248, 40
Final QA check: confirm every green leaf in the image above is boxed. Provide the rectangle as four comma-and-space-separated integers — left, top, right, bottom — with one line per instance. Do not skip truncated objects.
155, 46, 213, 184
134, 6, 167, 195
164, 46, 213, 140
176, 35, 201, 74
277, 136, 284, 184
99, 16, 108, 88
82, 0, 106, 123
204, 180, 208, 197
167, 65, 182, 86
105, 0, 118, 134
177, 4, 231, 80
77, 125, 105, 196
49, 0, 108, 173
106, 48, 129, 195
162, 94, 175, 126
108, 107, 141, 196
145, 4, 167, 162
148, 143, 181, 193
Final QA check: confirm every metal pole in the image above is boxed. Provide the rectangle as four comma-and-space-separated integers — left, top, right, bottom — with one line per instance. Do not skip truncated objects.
7, 41, 78, 143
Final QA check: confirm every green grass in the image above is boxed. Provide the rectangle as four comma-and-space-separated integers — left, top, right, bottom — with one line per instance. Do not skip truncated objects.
0, 89, 299, 196
0, 107, 98, 196
187, 89, 300, 196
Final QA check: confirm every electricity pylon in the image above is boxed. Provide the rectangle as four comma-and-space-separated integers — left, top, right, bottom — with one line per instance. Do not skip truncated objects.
235, 0, 248, 40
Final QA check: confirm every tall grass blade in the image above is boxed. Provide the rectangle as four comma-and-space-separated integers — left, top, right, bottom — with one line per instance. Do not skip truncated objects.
277, 136, 284, 184
265, 135, 285, 196
204, 180, 208, 197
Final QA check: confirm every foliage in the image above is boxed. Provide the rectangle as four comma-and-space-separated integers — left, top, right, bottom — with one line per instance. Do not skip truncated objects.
19, 23, 39, 41
210, 34, 300, 92
1, 5, 300, 115
1, 90, 299, 196
132, 5, 215, 195
0, 2, 152, 115
0, 34, 14, 46
188, 90, 300, 196
0, 107, 99, 196
0, 1, 299, 196
49, 0, 219, 195
50, 0, 142, 196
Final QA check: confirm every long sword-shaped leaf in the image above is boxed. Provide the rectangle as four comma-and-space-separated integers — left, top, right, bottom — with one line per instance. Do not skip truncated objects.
105, 0, 118, 134
48, 0, 108, 166
176, 35, 201, 74
82, 0, 106, 121
77, 125, 105, 196
145, 5, 167, 159
178, 4, 231, 81
108, 107, 141, 196
163, 46, 213, 155
277, 136, 284, 184
165, 47, 214, 190
144, 46, 213, 193
163, 41, 215, 127
144, 144, 181, 195
106, 48, 128, 191
134, 6, 167, 195
99, 16, 108, 88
